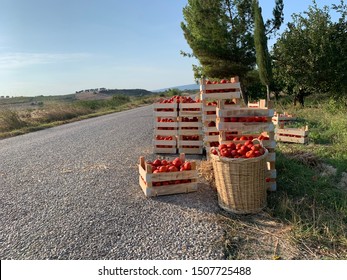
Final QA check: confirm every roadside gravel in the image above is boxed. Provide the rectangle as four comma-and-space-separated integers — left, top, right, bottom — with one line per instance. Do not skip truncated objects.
0, 105, 227, 260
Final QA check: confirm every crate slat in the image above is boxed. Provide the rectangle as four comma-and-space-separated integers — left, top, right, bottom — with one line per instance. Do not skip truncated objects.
139, 177, 198, 197
275, 135, 308, 144
200, 91, 241, 100
153, 147, 177, 154
216, 120, 275, 132
275, 127, 309, 137
216, 107, 274, 118
178, 147, 204, 155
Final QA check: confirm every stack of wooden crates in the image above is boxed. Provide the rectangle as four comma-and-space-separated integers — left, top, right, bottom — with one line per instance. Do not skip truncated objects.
153, 98, 204, 155
200, 77, 277, 191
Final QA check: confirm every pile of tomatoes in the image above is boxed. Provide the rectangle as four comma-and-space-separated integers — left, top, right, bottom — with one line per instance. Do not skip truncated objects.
159, 96, 180, 104
211, 141, 266, 159
148, 157, 192, 173
180, 96, 200, 103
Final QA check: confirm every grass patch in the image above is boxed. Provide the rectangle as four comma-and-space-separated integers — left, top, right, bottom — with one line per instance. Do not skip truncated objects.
0, 110, 28, 132
0, 93, 162, 139
268, 96, 347, 258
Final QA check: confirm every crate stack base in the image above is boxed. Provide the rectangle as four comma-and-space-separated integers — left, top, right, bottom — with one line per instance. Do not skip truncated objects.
200, 77, 242, 152
153, 101, 178, 154
138, 154, 198, 197
275, 125, 309, 144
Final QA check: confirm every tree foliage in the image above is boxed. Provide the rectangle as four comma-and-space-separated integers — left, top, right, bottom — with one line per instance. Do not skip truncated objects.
181, 0, 283, 102
272, 0, 347, 104
181, 0, 255, 80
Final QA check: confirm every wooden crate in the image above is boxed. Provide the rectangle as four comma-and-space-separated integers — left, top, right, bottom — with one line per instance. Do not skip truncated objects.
202, 102, 217, 122
247, 99, 267, 108
153, 137, 177, 154
178, 102, 202, 117
178, 117, 203, 130
275, 126, 309, 144
216, 119, 275, 133
216, 107, 274, 118
272, 113, 297, 126
177, 134, 204, 155
199, 77, 242, 101
153, 102, 178, 118
139, 154, 198, 197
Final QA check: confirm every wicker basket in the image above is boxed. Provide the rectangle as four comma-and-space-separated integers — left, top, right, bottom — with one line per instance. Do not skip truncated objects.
210, 145, 268, 214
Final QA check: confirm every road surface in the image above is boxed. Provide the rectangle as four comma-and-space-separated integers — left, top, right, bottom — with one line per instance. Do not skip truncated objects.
0, 105, 227, 259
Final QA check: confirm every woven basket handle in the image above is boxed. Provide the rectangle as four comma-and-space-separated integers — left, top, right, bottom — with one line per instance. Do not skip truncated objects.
252, 138, 264, 147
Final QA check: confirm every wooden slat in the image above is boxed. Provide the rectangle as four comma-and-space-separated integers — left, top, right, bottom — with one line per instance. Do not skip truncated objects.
200, 91, 241, 100
139, 177, 198, 197
216, 120, 275, 132
275, 135, 308, 144
216, 107, 274, 118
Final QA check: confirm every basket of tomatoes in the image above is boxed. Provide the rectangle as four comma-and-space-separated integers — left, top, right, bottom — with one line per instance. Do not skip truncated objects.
209, 139, 268, 214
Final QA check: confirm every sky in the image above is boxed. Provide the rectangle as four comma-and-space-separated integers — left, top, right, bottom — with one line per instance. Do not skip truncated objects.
0, 0, 342, 97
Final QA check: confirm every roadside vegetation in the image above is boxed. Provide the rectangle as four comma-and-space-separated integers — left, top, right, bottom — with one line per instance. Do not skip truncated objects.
0, 92, 177, 139
268, 96, 347, 259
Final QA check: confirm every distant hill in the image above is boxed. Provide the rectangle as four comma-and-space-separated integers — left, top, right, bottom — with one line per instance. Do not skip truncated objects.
152, 84, 200, 92
75, 88, 154, 100
99, 88, 153, 96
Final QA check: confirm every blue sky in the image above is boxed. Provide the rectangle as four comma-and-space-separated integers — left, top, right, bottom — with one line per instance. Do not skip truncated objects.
0, 0, 341, 97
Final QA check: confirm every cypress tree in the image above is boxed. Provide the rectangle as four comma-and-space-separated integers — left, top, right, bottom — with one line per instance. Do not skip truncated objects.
253, 0, 272, 101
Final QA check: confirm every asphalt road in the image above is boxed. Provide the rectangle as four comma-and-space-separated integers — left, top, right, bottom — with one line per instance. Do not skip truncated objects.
0, 105, 227, 260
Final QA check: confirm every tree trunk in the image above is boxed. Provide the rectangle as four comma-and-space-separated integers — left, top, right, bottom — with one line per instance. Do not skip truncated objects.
240, 83, 248, 106
266, 84, 270, 101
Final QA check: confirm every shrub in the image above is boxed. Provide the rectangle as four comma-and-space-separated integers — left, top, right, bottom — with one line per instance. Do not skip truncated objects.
0, 110, 27, 132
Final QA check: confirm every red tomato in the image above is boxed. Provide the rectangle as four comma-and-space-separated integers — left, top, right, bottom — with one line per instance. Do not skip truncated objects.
153, 159, 161, 166
172, 158, 182, 168
158, 166, 168, 172
161, 159, 168, 166
219, 144, 227, 150
246, 150, 254, 158
244, 140, 252, 146
168, 165, 178, 172
183, 162, 192, 170
227, 143, 236, 150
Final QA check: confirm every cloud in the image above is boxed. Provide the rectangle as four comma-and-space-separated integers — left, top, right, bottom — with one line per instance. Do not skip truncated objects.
0, 52, 91, 69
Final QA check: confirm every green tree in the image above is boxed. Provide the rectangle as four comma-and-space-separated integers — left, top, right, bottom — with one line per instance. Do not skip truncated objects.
272, 0, 347, 105
181, 0, 283, 102
253, 0, 272, 101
